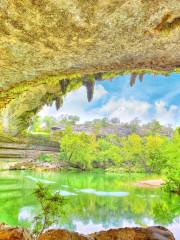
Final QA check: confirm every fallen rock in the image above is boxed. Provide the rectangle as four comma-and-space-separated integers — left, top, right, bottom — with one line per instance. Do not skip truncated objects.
38, 229, 92, 240
9, 162, 34, 170
89, 226, 175, 240
0, 225, 175, 240
0, 224, 32, 240
39, 227, 175, 240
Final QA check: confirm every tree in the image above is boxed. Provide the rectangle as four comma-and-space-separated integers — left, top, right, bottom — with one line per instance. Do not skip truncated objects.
67, 115, 80, 125
110, 118, 120, 125
96, 136, 121, 167
58, 115, 80, 126
33, 183, 66, 238
42, 116, 57, 131
29, 115, 42, 132
142, 135, 166, 173
119, 134, 143, 173
129, 118, 140, 134
147, 120, 162, 135
59, 127, 97, 170
91, 118, 110, 129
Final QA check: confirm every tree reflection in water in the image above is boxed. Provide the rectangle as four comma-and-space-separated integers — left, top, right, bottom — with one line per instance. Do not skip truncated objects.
0, 171, 179, 238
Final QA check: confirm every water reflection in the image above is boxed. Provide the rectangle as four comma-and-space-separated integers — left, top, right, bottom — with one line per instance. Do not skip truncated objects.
18, 207, 35, 222
56, 190, 77, 196
26, 176, 55, 184
0, 171, 179, 238
79, 189, 129, 197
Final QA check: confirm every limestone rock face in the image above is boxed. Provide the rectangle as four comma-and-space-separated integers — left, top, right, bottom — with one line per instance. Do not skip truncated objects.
0, 225, 175, 240
0, 0, 180, 91
38, 229, 92, 240
89, 226, 175, 240
39, 227, 175, 240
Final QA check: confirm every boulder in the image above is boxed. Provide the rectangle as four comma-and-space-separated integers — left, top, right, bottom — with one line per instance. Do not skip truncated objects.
89, 226, 175, 240
0, 225, 175, 240
0, 224, 32, 240
39, 227, 175, 240
38, 229, 92, 240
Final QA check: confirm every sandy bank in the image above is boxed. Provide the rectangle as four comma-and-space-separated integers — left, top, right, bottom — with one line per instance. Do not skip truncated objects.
135, 179, 165, 188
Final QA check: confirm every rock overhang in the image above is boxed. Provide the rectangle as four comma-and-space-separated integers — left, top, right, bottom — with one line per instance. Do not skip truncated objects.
0, 0, 180, 90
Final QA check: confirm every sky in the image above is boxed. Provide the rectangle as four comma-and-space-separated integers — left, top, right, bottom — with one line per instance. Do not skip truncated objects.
39, 73, 180, 127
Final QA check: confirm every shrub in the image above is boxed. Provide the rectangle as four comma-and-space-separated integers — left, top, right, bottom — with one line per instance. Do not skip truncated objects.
38, 154, 54, 163
163, 169, 180, 194
33, 183, 66, 238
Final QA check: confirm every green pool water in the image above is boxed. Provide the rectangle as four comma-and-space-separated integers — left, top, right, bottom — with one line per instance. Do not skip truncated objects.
0, 170, 179, 238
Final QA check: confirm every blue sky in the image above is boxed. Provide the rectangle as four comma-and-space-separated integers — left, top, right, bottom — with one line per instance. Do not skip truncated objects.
39, 73, 180, 126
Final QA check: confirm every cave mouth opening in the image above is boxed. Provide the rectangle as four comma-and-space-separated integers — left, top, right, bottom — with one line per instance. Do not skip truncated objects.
0, 71, 179, 137
32, 72, 180, 139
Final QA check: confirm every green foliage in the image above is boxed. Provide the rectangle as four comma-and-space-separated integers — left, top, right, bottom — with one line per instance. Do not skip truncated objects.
164, 169, 180, 194
29, 116, 42, 132
42, 116, 57, 131
0, 76, 82, 135
59, 115, 80, 126
26, 116, 180, 194
163, 128, 180, 194
58, 128, 177, 175
29, 115, 58, 133
6, 113, 178, 195
119, 134, 143, 173
33, 183, 66, 237
29, 114, 81, 134
58, 126, 180, 195
128, 118, 141, 134
38, 154, 54, 163
142, 135, 166, 174
96, 136, 121, 165
101, 68, 176, 81
59, 127, 96, 170
145, 120, 162, 135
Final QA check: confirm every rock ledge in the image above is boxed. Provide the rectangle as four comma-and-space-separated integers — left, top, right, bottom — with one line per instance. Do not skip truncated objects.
0, 224, 175, 240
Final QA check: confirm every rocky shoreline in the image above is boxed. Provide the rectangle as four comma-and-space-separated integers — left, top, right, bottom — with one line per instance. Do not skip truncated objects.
0, 140, 60, 171
0, 224, 175, 240
9, 160, 67, 171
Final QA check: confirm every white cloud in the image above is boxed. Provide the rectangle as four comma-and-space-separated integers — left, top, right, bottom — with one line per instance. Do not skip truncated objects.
39, 84, 180, 127
39, 84, 107, 122
97, 97, 151, 123
154, 100, 180, 126
96, 98, 180, 126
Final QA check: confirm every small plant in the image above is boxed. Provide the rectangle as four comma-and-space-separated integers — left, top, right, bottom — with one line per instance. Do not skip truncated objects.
32, 183, 66, 239
38, 153, 54, 163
